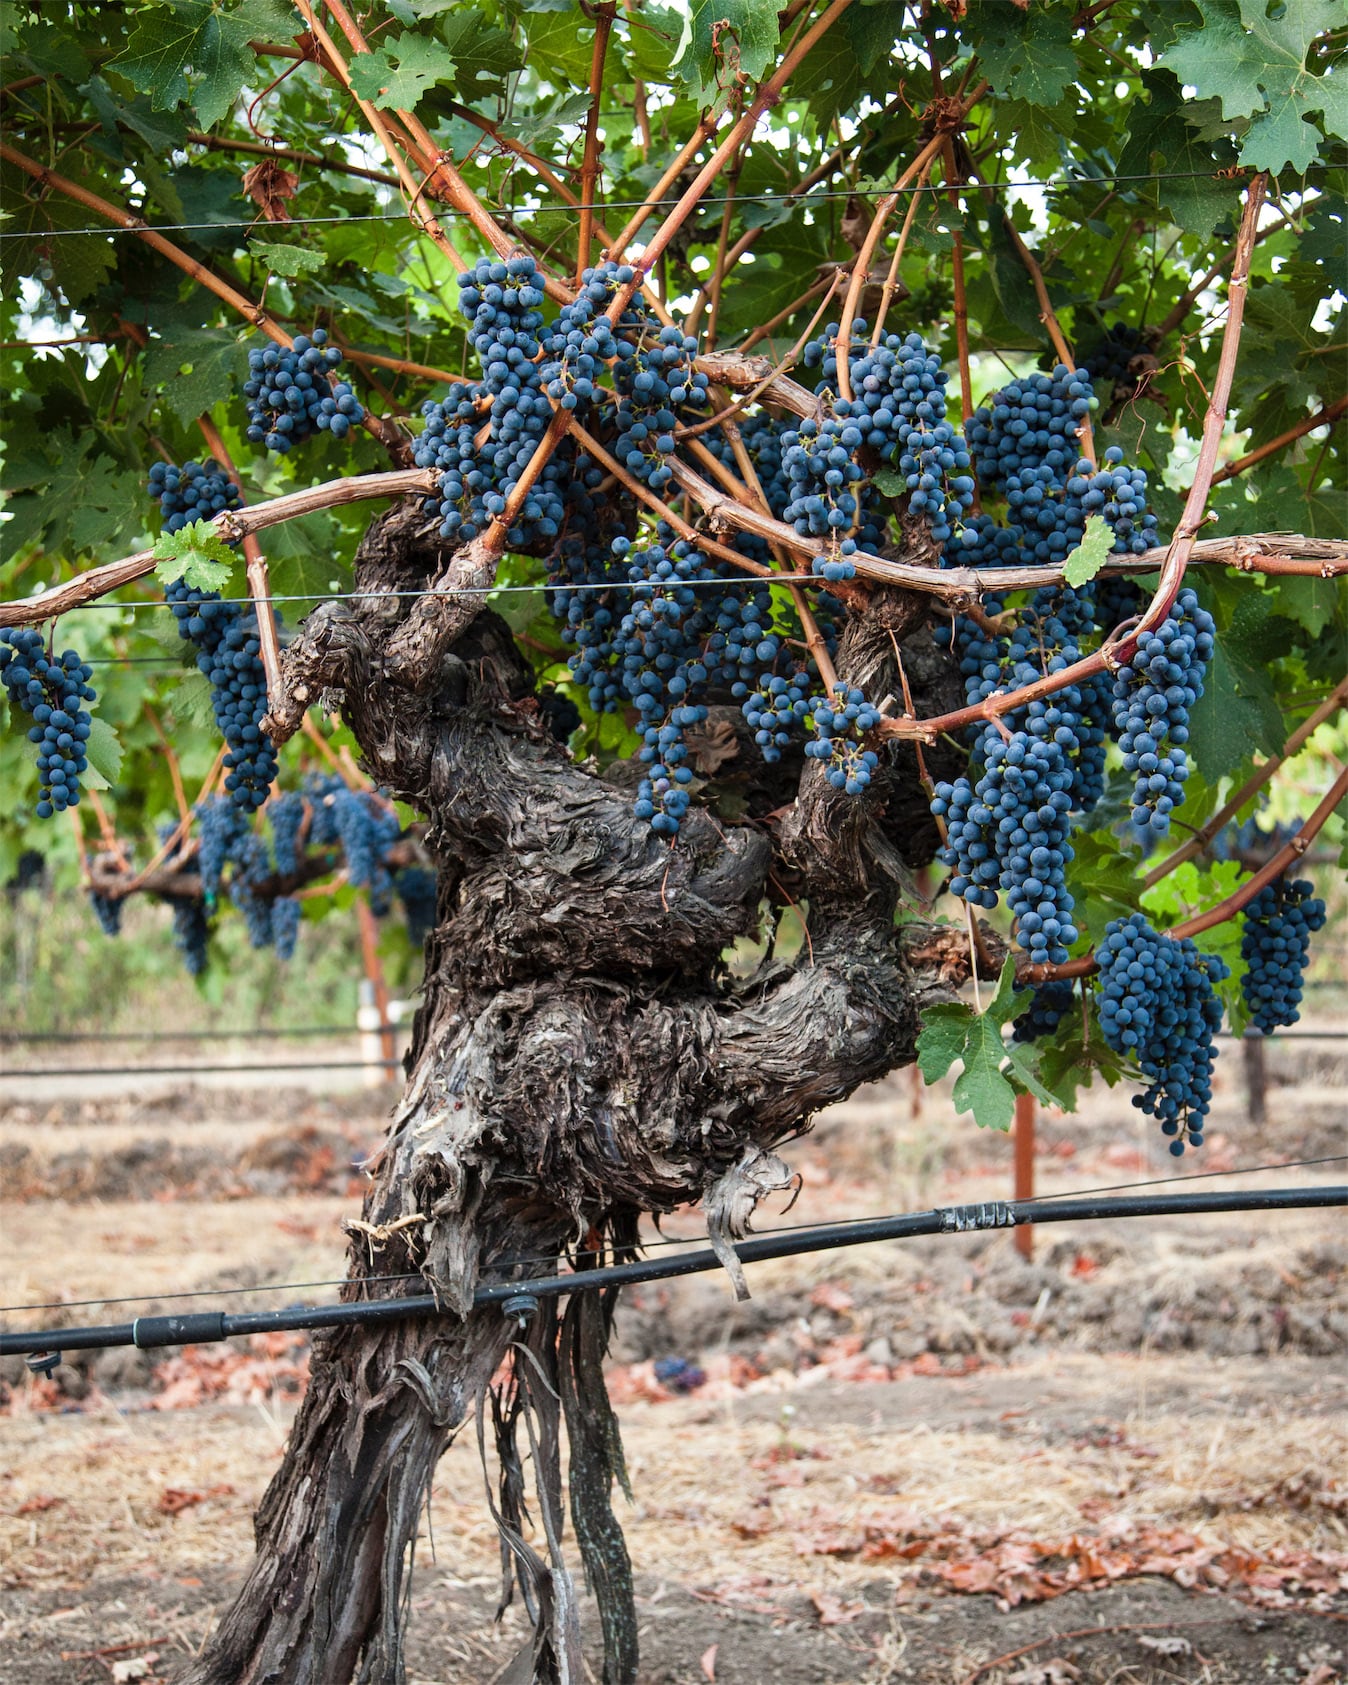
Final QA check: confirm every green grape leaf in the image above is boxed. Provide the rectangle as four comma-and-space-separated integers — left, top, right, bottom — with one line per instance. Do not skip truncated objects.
434, 12, 522, 101
249, 237, 326, 278
1117, 71, 1238, 240
1187, 640, 1285, 782
112, 0, 259, 128
1159, 0, 1347, 173
671, 0, 780, 98
967, 0, 1080, 108
916, 959, 1047, 1133
1062, 515, 1117, 587
153, 520, 235, 591
142, 327, 238, 427
348, 33, 454, 110
163, 672, 219, 729
872, 468, 906, 498
1277, 575, 1340, 639
83, 717, 124, 791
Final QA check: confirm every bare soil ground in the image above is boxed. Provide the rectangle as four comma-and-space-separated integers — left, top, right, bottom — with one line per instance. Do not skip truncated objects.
1, 1028, 1345, 1683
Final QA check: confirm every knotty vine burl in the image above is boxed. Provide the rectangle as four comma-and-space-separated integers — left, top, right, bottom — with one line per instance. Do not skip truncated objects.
2, 1, 1347, 1679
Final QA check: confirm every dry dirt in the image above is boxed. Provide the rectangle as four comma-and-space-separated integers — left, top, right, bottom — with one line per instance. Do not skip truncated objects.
1, 1028, 1345, 1682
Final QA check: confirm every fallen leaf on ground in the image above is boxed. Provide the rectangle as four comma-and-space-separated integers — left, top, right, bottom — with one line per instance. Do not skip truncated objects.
810, 1590, 866, 1625
14, 1493, 62, 1514
1138, 1634, 1193, 1657
1005, 1662, 1080, 1685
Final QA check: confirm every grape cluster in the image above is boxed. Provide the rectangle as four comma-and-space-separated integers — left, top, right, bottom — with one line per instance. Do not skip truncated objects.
272, 895, 302, 961
0, 629, 95, 818
244, 329, 363, 452
1012, 979, 1076, 1044
966, 366, 1093, 489
793, 323, 974, 570
170, 897, 210, 975
148, 459, 242, 533
1240, 875, 1326, 1033
155, 823, 210, 976
194, 796, 275, 949
303, 776, 403, 909
396, 866, 437, 946
1095, 913, 1228, 1152
805, 686, 881, 793
539, 258, 642, 413
933, 728, 1078, 962
1111, 587, 1214, 839
744, 673, 812, 762
89, 890, 123, 937
417, 256, 574, 549
933, 591, 1113, 964
166, 581, 279, 811
267, 790, 305, 878
1082, 322, 1151, 385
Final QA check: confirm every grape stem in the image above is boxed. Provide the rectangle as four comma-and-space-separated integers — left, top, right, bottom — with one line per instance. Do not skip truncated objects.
0, 468, 437, 629
144, 705, 191, 829
576, 5, 618, 284
869, 167, 930, 347
291, 0, 468, 273
1142, 673, 1348, 890
834, 131, 964, 402
716, 91, 921, 323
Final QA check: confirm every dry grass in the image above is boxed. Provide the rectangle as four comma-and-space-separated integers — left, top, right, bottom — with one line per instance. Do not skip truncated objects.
3, 1352, 1344, 1603
0, 1197, 351, 1325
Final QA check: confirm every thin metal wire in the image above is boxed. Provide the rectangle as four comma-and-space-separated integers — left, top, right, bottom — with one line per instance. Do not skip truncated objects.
2, 1153, 1341, 1318
0, 170, 1312, 244
19, 574, 821, 613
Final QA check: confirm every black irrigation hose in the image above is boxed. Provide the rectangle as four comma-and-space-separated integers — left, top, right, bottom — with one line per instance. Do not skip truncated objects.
3, 1186, 1342, 1360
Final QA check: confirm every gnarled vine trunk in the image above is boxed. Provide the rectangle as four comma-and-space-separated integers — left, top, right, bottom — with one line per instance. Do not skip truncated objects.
179, 503, 981, 1685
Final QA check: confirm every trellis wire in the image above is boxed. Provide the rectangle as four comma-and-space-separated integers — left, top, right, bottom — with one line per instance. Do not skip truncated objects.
0, 169, 1322, 244
3, 1186, 1342, 1358
2, 1154, 1343, 1319
15, 575, 831, 614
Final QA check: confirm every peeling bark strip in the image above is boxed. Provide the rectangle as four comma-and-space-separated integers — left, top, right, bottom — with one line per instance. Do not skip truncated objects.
182, 497, 972, 1684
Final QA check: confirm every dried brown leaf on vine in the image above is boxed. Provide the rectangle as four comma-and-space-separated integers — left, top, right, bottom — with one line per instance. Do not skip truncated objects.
243, 159, 300, 223
841, 195, 872, 255
686, 716, 740, 775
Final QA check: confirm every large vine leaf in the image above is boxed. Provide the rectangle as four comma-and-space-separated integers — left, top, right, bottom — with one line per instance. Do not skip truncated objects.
348, 33, 453, 111
1160, 0, 1348, 173
111, 0, 277, 128
671, 0, 780, 99
967, 0, 1080, 107
916, 960, 1055, 1133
